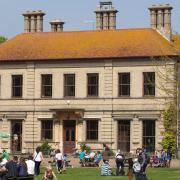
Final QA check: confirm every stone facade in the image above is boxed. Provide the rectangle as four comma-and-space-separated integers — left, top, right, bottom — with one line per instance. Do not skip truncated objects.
0, 58, 175, 154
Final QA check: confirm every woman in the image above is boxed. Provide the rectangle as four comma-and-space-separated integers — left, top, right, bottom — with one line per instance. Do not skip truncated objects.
44, 166, 57, 180
34, 146, 43, 175
55, 149, 63, 173
18, 157, 28, 177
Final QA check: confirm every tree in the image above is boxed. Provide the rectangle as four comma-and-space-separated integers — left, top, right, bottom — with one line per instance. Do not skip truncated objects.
0, 36, 7, 44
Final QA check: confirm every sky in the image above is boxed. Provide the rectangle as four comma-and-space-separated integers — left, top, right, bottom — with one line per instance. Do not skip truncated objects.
0, 0, 180, 38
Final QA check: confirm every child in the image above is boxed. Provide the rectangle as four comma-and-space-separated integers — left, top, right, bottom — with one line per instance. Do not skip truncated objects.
43, 166, 57, 180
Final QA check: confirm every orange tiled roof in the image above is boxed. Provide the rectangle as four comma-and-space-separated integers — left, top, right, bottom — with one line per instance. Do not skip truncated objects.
173, 34, 180, 53
0, 28, 177, 61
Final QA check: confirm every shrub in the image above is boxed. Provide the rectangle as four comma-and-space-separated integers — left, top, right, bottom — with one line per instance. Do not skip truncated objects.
40, 141, 52, 155
80, 143, 91, 153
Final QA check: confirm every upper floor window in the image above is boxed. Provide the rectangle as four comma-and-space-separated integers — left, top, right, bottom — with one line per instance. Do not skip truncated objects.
86, 120, 99, 140
41, 74, 52, 98
87, 73, 99, 97
118, 73, 130, 96
64, 74, 75, 97
143, 72, 155, 96
41, 120, 53, 140
12, 75, 23, 98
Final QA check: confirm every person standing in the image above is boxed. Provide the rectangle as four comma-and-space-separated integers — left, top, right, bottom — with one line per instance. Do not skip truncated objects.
55, 149, 63, 173
115, 149, 125, 176
34, 146, 43, 176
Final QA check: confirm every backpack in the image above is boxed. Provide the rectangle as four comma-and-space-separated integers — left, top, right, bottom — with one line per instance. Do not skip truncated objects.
133, 162, 141, 173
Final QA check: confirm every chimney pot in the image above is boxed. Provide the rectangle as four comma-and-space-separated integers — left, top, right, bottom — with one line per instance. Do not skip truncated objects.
22, 10, 45, 33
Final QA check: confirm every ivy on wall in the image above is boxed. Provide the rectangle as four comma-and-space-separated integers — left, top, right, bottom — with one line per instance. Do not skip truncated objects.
161, 104, 176, 153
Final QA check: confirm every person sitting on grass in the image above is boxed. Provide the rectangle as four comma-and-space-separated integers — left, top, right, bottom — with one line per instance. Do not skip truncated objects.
43, 166, 57, 180
94, 151, 102, 166
101, 160, 113, 176
79, 150, 86, 167
17, 157, 28, 177
26, 155, 35, 176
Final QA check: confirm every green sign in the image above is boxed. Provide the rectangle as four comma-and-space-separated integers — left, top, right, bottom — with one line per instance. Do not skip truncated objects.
0, 132, 10, 138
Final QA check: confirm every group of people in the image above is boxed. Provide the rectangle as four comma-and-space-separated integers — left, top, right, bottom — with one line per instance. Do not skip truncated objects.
100, 147, 149, 180
0, 152, 35, 180
79, 150, 103, 167
150, 148, 173, 168
0, 147, 57, 180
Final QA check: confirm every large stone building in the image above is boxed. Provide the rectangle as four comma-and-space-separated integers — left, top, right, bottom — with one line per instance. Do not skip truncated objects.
0, 1, 179, 154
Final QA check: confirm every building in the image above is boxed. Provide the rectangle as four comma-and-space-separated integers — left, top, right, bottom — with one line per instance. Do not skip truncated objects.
0, 1, 179, 154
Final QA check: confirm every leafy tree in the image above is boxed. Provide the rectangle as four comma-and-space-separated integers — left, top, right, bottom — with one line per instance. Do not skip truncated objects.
0, 36, 7, 44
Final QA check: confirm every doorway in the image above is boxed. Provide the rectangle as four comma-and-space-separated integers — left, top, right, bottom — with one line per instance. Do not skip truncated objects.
63, 120, 76, 153
11, 120, 22, 152
118, 120, 130, 152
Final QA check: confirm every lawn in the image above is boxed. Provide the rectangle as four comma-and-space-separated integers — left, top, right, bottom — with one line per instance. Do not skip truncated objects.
34, 167, 180, 180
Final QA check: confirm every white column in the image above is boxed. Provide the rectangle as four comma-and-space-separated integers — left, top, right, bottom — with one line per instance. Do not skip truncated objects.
109, 12, 116, 29
157, 9, 163, 29
24, 16, 29, 32
103, 12, 108, 30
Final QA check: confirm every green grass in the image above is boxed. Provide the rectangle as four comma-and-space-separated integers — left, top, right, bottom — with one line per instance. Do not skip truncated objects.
35, 167, 180, 180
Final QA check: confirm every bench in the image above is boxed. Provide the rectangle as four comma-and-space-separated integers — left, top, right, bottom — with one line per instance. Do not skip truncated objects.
8, 176, 34, 180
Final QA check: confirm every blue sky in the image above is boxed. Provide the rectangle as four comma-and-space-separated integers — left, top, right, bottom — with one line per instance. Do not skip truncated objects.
0, 0, 180, 38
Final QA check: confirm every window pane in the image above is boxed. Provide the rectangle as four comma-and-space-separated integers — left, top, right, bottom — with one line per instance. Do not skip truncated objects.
143, 120, 155, 152
143, 72, 155, 96
41, 120, 53, 140
118, 73, 130, 96
87, 74, 99, 96
64, 74, 75, 97
41, 74, 52, 97
12, 75, 23, 97
86, 120, 98, 140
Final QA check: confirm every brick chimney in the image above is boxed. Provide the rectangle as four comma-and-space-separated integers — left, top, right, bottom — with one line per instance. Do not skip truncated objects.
49, 19, 65, 32
95, 1, 118, 30
22, 10, 45, 32
149, 4, 173, 40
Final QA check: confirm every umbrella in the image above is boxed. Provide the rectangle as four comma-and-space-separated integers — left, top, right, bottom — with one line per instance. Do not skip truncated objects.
0, 132, 10, 138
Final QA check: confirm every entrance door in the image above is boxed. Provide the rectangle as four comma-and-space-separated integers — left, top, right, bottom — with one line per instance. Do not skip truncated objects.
11, 121, 22, 152
118, 120, 130, 152
63, 120, 76, 153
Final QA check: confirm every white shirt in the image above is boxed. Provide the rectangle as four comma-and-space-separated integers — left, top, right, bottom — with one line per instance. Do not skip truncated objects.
34, 151, 43, 162
26, 160, 35, 175
55, 153, 63, 160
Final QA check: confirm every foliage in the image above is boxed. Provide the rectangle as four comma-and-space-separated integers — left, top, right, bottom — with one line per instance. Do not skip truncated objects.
0, 36, 7, 44
80, 143, 91, 153
40, 140, 52, 155
161, 104, 176, 153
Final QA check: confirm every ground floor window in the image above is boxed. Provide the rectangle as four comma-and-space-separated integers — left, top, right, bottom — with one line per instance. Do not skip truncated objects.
41, 120, 53, 140
118, 120, 130, 152
86, 120, 98, 140
143, 120, 155, 152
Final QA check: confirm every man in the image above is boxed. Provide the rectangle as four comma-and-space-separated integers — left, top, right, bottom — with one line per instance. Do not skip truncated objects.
79, 150, 86, 167
26, 155, 35, 176
5, 155, 18, 179
115, 149, 125, 176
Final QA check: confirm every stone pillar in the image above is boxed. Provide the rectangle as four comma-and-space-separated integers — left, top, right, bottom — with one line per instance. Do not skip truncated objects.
37, 15, 43, 32
109, 12, 116, 29
49, 20, 65, 32
103, 12, 108, 30
164, 9, 171, 32
157, 9, 163, 29
96, 12, 101, 30
24, 16, 29, 32
30, 16, 35, 32
150, 10, 157, 29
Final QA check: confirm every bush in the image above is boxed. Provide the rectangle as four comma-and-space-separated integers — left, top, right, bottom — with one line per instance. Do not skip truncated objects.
80, 143, 91, 153
40, 141, 52, 155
